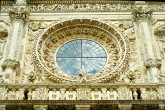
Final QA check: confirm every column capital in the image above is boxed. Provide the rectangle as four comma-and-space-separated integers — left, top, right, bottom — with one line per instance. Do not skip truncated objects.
132, 6, 153, 22
9, 6, 29, 22
144, 58, 162, 68
1, 59, 19, 69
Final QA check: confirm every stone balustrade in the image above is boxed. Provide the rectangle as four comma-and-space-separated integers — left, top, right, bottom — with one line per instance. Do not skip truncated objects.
0, 83, 164, 101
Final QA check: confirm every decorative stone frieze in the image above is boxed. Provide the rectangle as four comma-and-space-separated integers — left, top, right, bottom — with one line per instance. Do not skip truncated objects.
29, 3, 133, 13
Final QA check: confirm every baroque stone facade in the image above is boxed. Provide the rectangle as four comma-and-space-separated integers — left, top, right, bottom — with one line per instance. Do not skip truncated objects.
0, 0, 165, 110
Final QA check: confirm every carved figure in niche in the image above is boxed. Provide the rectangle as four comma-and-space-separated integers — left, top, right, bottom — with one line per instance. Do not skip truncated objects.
92, 88, 101, 100
79, 70, 87, 83
133, 89, 138, 100
0, 88, 7, 100
28, 89, 32, 100
60, 88, 66, 100
10, 89, 16, 100
77, 88, 91, 100
50, 88, 60, 100
66, 88, 76, 100
19, 88, 25, 100
117, 87, 132, 100
108, 89, 117, 100
101, 88, 108, 100
36, 87, 48, 100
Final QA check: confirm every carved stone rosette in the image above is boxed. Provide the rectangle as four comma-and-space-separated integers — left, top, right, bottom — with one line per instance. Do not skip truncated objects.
33, 19, 129, 83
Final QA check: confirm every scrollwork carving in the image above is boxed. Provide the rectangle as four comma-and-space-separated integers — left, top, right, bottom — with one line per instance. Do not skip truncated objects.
29, 3, 132, 12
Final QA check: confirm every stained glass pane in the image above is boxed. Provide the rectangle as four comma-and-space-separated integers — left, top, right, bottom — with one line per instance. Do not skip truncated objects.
56, 39, 107, 76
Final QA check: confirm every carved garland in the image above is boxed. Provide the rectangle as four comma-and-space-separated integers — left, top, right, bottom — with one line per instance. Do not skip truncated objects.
33, 19, 129, 83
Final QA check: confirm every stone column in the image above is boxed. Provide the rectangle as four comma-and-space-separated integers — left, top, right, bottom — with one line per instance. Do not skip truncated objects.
1, 5, 29, 83
132, 6, 161, 83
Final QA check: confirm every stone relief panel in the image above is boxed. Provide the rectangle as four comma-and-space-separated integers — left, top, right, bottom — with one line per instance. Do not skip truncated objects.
110, 20, 141, 83
0, 23, 9, 60
154, 22, 165, 82
22, 20, 55, 84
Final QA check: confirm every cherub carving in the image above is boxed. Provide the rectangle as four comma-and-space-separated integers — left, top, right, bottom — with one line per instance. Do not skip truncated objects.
78, 70, 87, 83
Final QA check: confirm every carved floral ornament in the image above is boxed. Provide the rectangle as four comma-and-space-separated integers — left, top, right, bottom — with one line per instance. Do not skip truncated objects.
33, 19, 129, 84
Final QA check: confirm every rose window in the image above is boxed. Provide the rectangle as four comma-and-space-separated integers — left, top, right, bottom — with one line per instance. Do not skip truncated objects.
33, 19, 129, 83
56, 39, 107, 76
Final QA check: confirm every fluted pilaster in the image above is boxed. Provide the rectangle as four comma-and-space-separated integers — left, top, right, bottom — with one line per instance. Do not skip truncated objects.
132, 6, 161, 83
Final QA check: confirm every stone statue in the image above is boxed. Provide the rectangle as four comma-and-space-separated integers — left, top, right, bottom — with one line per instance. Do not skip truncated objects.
78, 70, 87, 83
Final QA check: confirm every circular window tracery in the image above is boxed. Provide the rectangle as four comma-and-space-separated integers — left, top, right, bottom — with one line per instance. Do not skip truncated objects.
33, 19, 129, 83
56, 39, 107, 76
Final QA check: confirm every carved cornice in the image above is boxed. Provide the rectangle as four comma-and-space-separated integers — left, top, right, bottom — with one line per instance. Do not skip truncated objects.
144, 58, 162, 68
0, 100, 164, 105
132, 6, 153, 22
27, 1, 135, 4
9, 6, 29, 22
